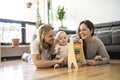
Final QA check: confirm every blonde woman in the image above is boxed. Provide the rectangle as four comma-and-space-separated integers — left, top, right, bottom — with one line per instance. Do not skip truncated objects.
22, 24, 67, 69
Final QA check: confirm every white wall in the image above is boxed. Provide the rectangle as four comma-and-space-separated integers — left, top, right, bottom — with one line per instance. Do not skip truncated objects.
52, 0, 120, 30
0, 0, 47, 23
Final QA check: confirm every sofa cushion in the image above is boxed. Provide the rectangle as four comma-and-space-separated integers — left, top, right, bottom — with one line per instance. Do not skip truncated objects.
94, 27, 111, 36
97, 27, 111, 32
94, 22, 112, 28
112, 21, 120, 26
112, 30, 120, 44
96, 31, 112, 45
111, 26, 120, 31
106, 45, 120, 52
67, 34, 75, 42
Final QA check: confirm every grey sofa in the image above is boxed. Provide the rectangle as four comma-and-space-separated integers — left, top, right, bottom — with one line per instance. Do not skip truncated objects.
94, 21, 120, 59
55, 21, 120, 59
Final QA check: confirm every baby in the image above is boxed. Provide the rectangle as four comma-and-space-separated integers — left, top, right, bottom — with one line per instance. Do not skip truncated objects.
54, 31, 69, 68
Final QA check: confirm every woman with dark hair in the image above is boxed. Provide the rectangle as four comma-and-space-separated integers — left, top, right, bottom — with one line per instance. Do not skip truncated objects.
72, 20, 110, 66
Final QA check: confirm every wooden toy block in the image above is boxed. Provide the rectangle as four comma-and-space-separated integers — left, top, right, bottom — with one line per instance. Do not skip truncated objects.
68, 38, 86, 69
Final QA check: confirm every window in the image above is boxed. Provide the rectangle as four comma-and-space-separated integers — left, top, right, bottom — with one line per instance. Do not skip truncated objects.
0, 22, 22, 44
26, 23, 36, 43
0, 19, 36, 45
0, 0, 49, 45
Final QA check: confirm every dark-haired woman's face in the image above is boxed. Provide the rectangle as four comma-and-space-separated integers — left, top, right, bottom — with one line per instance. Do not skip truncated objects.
79, 23, 93, 40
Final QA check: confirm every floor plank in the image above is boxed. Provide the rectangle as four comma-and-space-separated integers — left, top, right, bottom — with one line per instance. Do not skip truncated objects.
0, 59, 120, 80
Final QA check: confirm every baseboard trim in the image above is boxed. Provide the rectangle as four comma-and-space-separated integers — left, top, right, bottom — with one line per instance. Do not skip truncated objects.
1, 56, 21, 61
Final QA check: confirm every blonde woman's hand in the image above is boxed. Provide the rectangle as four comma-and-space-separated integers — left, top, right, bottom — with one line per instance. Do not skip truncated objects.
58, 55, 68, 64
63, 55, 68, 63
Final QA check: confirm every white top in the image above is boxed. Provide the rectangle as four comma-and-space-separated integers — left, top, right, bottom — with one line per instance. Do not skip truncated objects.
30, 39, 53, 60
55, 43, 69, 59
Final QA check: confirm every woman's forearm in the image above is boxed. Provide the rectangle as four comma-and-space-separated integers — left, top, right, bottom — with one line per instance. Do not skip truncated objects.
34, 60, 59, 69
96, 57, 110, 65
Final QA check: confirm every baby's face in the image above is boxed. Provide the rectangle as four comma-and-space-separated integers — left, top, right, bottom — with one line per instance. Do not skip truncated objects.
57, 32, 68, 46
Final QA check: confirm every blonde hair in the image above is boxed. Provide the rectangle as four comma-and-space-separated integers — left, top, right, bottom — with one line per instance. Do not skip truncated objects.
37, 24, 54, 53
55, 31, 68, 42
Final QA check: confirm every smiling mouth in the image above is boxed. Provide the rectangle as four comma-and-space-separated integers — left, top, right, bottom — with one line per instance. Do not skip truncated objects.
81, 34, 86, 37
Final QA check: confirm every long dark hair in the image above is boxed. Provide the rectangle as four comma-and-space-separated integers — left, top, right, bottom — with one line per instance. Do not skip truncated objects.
77, 20, 95, 59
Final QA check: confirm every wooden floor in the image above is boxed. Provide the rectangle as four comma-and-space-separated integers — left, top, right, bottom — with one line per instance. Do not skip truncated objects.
0, 59, 120, 80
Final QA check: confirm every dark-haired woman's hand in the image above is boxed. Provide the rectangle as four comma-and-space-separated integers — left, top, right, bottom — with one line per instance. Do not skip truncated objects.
87, 60, 96, 66
94, 55, 102, 61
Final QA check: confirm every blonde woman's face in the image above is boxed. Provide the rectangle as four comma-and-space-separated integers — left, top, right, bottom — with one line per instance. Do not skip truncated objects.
44, 29, 54, 45
57, 32, 68, 46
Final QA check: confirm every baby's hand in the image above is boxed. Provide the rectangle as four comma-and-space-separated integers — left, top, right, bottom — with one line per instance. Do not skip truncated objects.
55, 47, 61, 54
